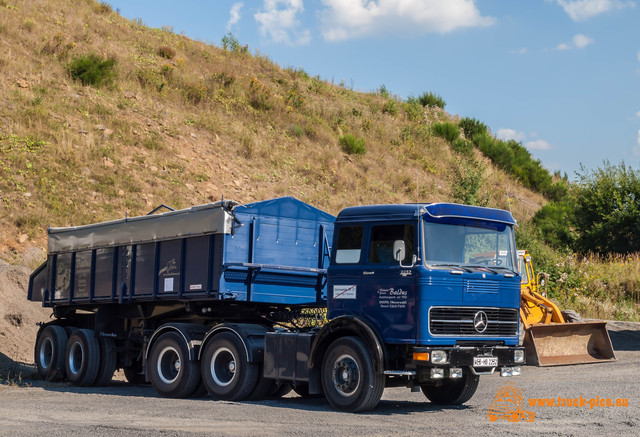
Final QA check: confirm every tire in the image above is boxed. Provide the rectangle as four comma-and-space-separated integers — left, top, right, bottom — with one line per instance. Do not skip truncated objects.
247, 371, 273, 401
148, 332, 201, 398
561, 309, 583, 323
93, 337, 117, 386
421, 368, 479, 405
35, 325, 68, 381
200, 332, 258, 401
321, 336, 384, 412
65, 329, 100, 386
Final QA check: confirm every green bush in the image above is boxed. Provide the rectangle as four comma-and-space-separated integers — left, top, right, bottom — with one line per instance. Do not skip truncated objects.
452, 138, 474, 157
459, 117, 487, 140
67, 54, 117, 87
403, 99, 423, 121
221, 32, 248, 54
417, 91, 445, 109
432, 122, 460, 143
383, 99, 398, 116
339, 134, 366, 155
533, 200, 576, 249
449, 159, 489, 206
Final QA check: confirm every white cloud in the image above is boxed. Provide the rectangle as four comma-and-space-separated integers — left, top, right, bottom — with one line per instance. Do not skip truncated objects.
636, 110, 640, 118
255, 0, 311, 45
227, 3, 243, 31
637, 50, 640, 62
497, 128, 525, 142
573, 33, 594, 48
525, 139, 552, 151
556, 33, 594, 50
554, 0, 634, 22
510, 47, 528, 55
320, 0, 495, 41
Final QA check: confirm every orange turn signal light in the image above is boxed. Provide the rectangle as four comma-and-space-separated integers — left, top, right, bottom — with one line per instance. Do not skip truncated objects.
413, 352, 430, 362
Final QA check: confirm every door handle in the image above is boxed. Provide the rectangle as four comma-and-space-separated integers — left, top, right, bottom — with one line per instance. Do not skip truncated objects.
363, 271, 375, 275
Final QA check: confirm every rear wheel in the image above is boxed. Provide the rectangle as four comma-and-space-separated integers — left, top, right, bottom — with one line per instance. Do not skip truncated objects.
421, 369, 479, 405
35, 325, 68, 381
65, 329, 100, 386
93, 337, 117, 386
200, 332, 258, 401
321, 336, 384, 412
148, 332, 201, 398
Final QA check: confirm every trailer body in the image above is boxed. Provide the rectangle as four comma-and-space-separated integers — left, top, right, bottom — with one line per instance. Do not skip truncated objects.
28, 197, 524, 412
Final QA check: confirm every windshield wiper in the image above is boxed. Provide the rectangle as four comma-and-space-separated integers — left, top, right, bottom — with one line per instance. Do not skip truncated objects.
462, 265, 501, 274
430, 263, 473, 273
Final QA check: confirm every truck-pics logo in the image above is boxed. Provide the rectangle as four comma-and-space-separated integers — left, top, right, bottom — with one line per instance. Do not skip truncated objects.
487, 385, 535, 422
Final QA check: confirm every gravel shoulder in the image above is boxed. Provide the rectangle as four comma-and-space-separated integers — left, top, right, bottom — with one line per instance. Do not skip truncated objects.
0, 321, 638, 437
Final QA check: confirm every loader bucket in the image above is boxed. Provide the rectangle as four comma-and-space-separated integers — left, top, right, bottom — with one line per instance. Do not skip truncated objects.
523, 321, 616, 366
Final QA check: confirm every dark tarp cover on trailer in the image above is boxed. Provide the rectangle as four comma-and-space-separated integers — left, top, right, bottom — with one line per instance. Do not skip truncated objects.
47, 201, 235, 254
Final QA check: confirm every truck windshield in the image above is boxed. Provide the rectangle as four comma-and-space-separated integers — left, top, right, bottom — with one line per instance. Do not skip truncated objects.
423, 219, 516, 272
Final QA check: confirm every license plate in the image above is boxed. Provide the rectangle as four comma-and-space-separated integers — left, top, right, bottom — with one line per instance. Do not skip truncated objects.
473, 356, 498, 367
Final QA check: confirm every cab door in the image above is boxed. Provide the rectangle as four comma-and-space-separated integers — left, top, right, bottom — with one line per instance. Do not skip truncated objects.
327, 225, 365, 318
361, 223, 417, 344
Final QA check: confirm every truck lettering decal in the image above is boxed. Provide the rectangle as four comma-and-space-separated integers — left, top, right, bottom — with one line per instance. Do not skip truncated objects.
333, 285, 357, 299
377, 288, 408, 309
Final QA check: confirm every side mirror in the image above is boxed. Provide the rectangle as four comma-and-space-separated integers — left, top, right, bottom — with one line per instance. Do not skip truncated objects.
393, 240, 406, 262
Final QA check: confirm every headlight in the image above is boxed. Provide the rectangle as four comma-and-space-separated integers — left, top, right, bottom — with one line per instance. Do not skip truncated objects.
512, 366, 521, 376
500, 367, 513, 377
514, 349, 525, 363
449, 367, 462, 378
430, 368, 444, 379
430, 350, 447, 364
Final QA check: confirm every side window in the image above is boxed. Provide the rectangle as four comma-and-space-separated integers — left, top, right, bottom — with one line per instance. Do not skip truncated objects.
369, 224, 415, 264
334, 226, 364, 264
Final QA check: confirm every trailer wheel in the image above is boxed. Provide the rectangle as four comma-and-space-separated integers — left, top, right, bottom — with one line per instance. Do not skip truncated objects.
35, 325, 68, 381
148, 332, 201, 398
321, 336, 384, 412
93, 337, 117, 386
65, 329, 100, 386
200, 332, 258, 401
421, 369, 479, 405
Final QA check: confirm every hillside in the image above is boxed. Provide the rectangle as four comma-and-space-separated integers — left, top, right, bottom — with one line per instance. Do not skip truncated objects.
0, 0, 545, 263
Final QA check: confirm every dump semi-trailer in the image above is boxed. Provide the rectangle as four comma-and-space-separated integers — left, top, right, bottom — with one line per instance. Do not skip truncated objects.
28, 197, 525, 412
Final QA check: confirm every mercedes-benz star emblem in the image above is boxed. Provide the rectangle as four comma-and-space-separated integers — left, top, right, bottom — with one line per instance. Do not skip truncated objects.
473, 311, 489, 333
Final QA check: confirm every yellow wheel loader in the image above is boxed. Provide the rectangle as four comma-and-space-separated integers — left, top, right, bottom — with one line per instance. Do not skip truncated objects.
519, 251, 616, 366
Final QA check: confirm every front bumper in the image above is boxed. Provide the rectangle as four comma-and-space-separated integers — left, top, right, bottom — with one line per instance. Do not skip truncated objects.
412, 345, 525, 367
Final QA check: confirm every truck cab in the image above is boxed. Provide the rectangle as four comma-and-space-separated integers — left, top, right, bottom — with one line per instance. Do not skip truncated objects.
321, 203, 524, 409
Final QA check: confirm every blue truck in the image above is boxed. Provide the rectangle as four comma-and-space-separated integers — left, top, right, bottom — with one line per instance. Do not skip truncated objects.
28, 197, 524, 412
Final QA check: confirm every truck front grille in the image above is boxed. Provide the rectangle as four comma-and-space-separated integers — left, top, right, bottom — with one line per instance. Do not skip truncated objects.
429, 307, 518, 336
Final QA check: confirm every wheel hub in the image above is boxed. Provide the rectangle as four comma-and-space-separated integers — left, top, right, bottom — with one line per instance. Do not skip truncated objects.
332, 354, 360, 397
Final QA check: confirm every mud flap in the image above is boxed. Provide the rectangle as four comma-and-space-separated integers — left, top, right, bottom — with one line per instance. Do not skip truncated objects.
524, 321, 616, 366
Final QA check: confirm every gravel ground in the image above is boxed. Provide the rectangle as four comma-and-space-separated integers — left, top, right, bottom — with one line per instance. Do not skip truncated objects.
0, 322, 638, 437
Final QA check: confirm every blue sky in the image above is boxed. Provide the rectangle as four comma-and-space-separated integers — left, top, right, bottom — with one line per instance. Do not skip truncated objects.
106, 0, 640, 178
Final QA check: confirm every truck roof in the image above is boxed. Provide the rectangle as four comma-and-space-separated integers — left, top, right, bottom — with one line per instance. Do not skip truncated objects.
336, 202, 517, 225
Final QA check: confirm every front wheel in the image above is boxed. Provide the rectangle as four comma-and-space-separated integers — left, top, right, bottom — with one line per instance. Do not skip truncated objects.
200, 332, 258, 401
148, 332, 201, 398
321, 336, 384, 412
421, 369, 479, 405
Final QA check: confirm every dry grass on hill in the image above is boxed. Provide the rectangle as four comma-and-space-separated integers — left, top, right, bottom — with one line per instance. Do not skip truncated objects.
0, 0, 544, 261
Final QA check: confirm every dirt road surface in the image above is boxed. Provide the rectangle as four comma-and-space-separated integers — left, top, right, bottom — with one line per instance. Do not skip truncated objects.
1, 321, 638, 437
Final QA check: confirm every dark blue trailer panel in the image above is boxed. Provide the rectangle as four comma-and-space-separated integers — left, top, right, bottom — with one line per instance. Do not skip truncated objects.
28, 197, 335, 307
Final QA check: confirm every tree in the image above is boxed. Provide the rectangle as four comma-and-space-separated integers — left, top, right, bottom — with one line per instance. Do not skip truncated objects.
572, 161, 640, 254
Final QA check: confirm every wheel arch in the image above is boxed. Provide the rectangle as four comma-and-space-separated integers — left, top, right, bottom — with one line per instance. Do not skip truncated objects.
198, 323, 271, 363
145, 323, 208, 362
309, 316, 386, 374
